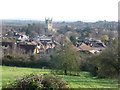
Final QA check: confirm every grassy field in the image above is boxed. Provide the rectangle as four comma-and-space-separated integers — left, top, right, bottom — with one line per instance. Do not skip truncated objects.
1, 66, 119, 88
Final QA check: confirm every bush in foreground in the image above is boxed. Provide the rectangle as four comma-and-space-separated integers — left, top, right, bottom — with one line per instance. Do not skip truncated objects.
3, 74, 69, 90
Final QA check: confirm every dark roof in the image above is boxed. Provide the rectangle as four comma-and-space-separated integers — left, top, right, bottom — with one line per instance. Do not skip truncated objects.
17, 44, 37, 53
1, 42, 14, 48
92, 42, 105, 47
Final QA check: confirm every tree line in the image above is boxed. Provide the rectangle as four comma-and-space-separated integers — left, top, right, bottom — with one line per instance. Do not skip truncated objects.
2, 41, 119, 78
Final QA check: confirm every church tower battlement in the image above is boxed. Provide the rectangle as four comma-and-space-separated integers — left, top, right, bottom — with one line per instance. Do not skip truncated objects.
45, 18, 53, 32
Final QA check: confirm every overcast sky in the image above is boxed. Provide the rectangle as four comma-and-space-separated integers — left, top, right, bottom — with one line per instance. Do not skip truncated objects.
0, 0, 119, 22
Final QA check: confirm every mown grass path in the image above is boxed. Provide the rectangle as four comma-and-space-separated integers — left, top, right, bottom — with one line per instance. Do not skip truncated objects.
1, 66, 119, 88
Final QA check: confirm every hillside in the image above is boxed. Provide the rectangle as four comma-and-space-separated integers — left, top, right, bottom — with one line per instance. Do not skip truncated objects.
1, 66, 118, 88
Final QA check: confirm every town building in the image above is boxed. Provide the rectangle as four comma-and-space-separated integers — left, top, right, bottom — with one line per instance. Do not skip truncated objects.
45, 18, 53, 32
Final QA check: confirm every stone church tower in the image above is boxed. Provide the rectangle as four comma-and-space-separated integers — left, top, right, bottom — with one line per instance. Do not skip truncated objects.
45, 18, 53, 32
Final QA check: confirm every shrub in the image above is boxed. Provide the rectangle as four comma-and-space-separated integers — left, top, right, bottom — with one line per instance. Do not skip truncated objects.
3, 74, 69, 89
2, 54, 51, 68
87, 47, 119, 78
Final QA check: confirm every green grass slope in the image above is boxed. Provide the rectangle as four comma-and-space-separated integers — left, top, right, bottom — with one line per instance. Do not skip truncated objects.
1, 66, 119, 88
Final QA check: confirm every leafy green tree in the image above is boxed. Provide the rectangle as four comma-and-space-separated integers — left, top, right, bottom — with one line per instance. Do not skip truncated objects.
81, 27, 92, 37
70, 35, 77, 43
89, 46, 119, 78
51, 43, 81, 75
